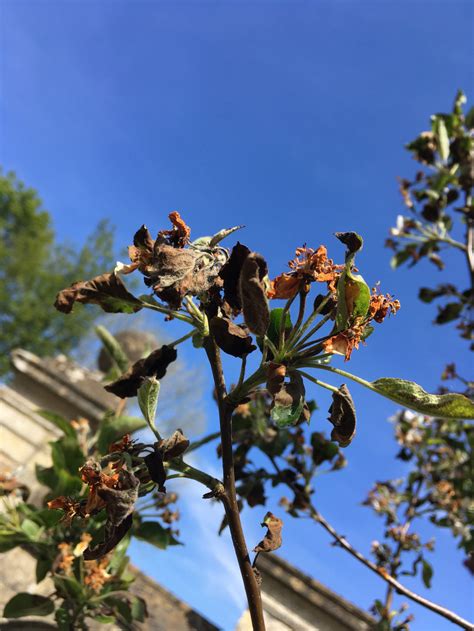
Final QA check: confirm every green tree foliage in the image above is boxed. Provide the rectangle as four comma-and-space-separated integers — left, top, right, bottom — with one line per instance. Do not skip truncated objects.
0, 170, 115, 375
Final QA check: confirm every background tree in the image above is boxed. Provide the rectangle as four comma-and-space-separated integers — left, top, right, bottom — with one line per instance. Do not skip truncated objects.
363, 91, 473, 630
0, 169, 115, 376
386, 90, 474, 347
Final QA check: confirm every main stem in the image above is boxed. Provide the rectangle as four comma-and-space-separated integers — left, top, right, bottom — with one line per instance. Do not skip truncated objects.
204, 338, 266, 631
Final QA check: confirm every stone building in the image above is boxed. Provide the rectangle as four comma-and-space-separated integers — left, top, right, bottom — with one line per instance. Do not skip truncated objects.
0, 347, 374, 630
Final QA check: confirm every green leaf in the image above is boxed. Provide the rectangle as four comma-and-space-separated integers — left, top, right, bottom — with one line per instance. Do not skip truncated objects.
108, 531, 132, 574
271, 394, 305, 428
38, 410, 77, 439
134, 521, 181, 549
372, 378, 474, 419
435, 302, 463, 324
266, 308, 292, 347
129, 595, 147, 622
465, 106, 474, 130
97, 415, 147, 454
36, 558, 52, 583
93, 614, 116, 624
0, 533, 27, 553
3, 593, 55, 618
95, 325, 130, 373
138, 378, 160, 426
34, 508, 63, 528
53, 575, 85, 601
390, 248, 413, 269
35, 465, 58, 490
103, 597, 133, 624
334, 232, 370, 330
432, 116, 450, 161
422, 559, 433, 588
21, 518, 42, 540
51, 437, 85, 476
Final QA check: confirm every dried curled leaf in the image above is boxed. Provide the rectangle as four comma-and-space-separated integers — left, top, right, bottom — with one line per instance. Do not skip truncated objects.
83, 513, 133, 561
253, 512, 283, 553
219, 242, 251, 312
327, 384, 356, 447
144, 450, 167, 493
160, 429, 190, 460
54, 273, 142, 314
105, 345, 177, 398
210, 317, 256, 358
83, 468, 139, 560
239, 253, 270, 336
145, 244, 225, 309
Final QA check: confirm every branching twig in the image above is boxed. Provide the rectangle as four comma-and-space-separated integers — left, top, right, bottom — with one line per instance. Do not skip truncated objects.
267, 456, 472, 629
309, 506, 472, 630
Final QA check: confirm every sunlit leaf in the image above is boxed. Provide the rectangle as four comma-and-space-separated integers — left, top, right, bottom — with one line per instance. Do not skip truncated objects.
372, 378, 474, 419
138, 378, 160, 426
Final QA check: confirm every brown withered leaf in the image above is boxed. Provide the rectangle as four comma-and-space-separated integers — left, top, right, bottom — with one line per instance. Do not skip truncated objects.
84, 469, 139, 560
145, 244, 224, 309
210, 317, 256, 358
219, 242, 251, 312
160, 430, 190, 460
83, 513, 133, 560
327, 384, 356, 447
266, 363, 287, 396
253, 512, 283, 553
239, 253, 270, 336
134, 225, 155, 251
105, 345, 177, 398
144, 448, 167, 492
54, 273, 142, 314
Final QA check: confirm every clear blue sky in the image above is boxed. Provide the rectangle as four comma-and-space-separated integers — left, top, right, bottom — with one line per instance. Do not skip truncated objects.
1, 1, 473, 629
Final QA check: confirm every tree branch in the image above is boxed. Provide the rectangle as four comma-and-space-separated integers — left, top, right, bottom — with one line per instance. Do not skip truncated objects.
267, 456, 471, 629
204, 337, 266, 631
309, 506, 472, 629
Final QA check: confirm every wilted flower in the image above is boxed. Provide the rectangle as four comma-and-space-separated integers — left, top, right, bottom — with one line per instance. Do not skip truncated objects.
268, 245, 341, 299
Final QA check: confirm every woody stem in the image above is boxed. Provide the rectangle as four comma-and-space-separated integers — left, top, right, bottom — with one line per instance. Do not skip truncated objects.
204, 337, 266, 631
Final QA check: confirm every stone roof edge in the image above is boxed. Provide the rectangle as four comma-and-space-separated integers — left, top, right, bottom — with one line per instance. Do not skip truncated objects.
128, 564, 220, 630
257, 554, 375, 625
10, 349, 109, 420
0, 385, 62, 436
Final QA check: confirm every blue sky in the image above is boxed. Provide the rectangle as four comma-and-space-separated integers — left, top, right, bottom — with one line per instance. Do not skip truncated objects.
1, 1, 473, 629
